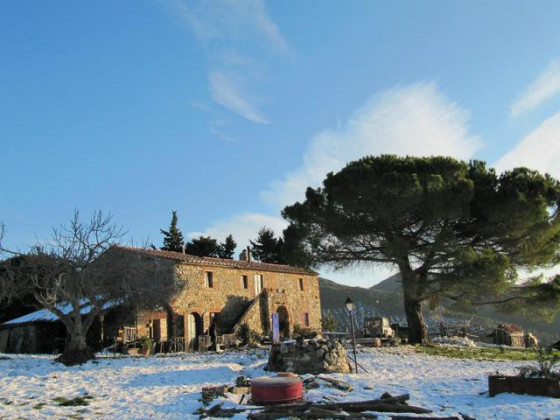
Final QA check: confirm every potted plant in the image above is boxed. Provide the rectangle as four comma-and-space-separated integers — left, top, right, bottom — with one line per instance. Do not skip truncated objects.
489, 346, 560, 398
138, 336, 154, 356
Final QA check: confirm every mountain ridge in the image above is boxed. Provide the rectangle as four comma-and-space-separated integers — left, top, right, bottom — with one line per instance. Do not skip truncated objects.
319, 275, 559, 343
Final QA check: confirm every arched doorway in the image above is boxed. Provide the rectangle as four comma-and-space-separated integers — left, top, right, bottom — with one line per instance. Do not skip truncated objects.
277, 306, 290, 338
174, 315, 185, 338
188, 312, 203, 351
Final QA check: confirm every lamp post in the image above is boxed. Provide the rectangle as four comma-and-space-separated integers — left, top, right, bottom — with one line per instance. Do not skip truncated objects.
345, 296, 358, 374
99, 314, 105, 349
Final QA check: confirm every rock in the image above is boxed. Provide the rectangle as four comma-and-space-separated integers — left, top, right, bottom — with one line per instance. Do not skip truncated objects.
235, 376, 251, 387
230, 386, 250, 395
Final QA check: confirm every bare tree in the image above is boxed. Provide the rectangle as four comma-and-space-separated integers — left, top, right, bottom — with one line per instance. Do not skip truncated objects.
0, 222, 23, 307
0, 211, 169, 365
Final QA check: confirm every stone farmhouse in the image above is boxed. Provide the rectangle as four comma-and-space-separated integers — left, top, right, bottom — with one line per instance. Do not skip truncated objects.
111, 246, 322, 351
0, 245, 321, 353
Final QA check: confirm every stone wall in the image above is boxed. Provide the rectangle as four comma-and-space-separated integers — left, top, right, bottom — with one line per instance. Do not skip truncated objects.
172, 263, 322, 337
267, 339, 351, 375
231, 293, 266, 334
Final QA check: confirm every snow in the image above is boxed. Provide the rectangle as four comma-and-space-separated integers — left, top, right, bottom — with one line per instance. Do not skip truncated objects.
432, 336, 477, 347
0, 347, 559, 419
2, 299, 121, 326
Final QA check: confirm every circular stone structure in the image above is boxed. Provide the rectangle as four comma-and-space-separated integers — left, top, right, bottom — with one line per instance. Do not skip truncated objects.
267, 339, 351, 374
250, 376, 303, 405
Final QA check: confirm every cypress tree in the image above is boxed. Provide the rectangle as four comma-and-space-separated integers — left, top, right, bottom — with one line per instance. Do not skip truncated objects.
160, 211, 185, 252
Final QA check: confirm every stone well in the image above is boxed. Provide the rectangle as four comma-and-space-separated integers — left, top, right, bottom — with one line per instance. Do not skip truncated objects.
266, 339, 351, 375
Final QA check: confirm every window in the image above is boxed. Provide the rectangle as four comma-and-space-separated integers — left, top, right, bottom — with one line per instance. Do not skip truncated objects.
242, 275, 248, 289
205, 272, 214, 288
254, 274, 263, 295
304, 312, 310, 327
299, 278, 304, 291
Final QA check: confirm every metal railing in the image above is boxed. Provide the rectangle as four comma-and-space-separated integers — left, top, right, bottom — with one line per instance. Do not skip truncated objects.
123, 327, 137, 343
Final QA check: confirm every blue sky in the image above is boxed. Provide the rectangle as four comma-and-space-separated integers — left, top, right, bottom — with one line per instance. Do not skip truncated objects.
2, 1, 560, 286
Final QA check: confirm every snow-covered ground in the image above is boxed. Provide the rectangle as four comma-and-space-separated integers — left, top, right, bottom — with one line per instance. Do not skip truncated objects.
0, 347, 558, 419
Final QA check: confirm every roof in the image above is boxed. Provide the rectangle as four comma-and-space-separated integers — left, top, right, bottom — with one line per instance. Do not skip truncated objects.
114, 246, 318, 276
498, 324, 523, 333
1, 299, 120, 327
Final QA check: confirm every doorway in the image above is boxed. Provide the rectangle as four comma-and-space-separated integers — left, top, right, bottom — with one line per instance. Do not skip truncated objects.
188, 312, 203, 351
254, 274, 263, 296
277, 306, 290, 338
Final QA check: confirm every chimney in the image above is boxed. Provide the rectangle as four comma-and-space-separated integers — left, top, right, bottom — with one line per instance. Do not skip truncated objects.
239, 246, 252, 262
181, 244, 186, 254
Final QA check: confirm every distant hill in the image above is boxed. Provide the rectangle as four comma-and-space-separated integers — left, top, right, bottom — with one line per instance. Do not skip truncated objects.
369, 273, 402, 293
319, 276, 560, 344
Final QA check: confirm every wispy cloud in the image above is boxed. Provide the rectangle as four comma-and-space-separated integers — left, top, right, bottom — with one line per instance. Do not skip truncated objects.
189, 101, 212, 112
248, 0, 291, 56
209, 71, 270, 124
511, 59, 560, 117
494, 111, 560, 178
210, 127, 237, 142
166, 0, 290, 125
168, 0, 290, 55
261, 82, 481, 210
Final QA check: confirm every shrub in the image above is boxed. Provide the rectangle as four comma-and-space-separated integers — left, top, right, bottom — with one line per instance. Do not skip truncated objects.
138, 336, 153, 352
238, 324, 260, 346
518, 345, 560, 379
293, 324, 318, 340
322, 315, 338, 332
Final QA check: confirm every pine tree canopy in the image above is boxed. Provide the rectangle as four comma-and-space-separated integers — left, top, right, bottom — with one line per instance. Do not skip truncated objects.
250, 227, 285, 263
186, 236, 220, 257
218, 234, 237, 259
282, 155, 560, 344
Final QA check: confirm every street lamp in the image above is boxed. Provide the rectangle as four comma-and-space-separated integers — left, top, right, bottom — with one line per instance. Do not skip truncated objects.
345, 296, 359, 374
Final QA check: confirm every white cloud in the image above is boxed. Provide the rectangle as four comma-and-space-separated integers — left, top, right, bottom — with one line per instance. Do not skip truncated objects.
511, 59, 560, 117
168, 0, 290, 55
165, 0, 290, 124
248, 0, 291, 56
262, 82, 481, 210
191, 82, 482, 286
188, 212, 287, 251
188, 210, 395, 287
494, 112, 560, 178
209, 71, 270, 124
189, 101, 212, 112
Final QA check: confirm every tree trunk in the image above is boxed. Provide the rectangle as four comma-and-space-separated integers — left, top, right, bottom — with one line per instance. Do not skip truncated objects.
57, 316, 95, 366
403, 292, 429, 344
399, 265, 430, 345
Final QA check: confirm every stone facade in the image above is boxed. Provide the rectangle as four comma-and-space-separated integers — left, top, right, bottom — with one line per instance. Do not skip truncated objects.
112, 246, 321, 350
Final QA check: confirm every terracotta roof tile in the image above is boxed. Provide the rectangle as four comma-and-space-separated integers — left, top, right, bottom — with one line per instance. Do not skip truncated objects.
498, 323, 523, 333
114, 246, 318, 276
